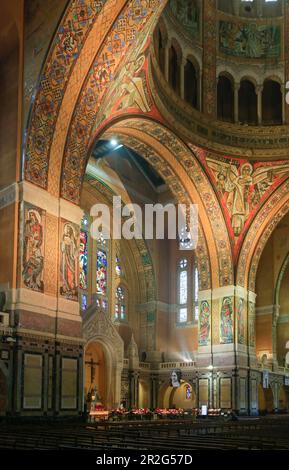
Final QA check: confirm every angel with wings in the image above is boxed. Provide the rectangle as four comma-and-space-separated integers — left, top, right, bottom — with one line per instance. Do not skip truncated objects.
207, 158, 289, 236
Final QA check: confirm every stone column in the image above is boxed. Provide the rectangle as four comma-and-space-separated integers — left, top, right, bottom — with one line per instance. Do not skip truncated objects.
197, 289, 212, 368
197, 284, 261, 414
14, 342, 23, 414
234, 82, 240, 123
272, 379, 280, 413
232, 0, 239, 16
281, 85, 286, 124
247, 291, 257, 368
54, 344, 61, 415
43, 346, 49, 414
78, 348, 84, 414
202, 0, 217, 117
256, 85, 263, 125
272, 304, 280, 371
285, 0, 289, 123
211, 286, 235, 369
248, 370, 259, 415
150, 373, 158, 409
114, 363, 123, 408
256, 0, 263, 17
6, 348, 14, 414
129, 371, 139, 408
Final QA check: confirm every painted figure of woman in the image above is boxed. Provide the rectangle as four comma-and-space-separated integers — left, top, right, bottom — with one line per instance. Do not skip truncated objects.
22, 208, 44, 291
199, 300, 210, 346
220, 297, 233, 344
60, 223, 77, 298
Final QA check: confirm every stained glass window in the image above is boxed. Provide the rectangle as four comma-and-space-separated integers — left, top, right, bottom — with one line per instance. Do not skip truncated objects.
179, 259, 188, 269
115, 286, 126, 320
178, 259, 188, 323
81, 294, 87, 311
115, 256, 122, 276
96, 250, 107, 295
97, 234, 107, 246
79, 230, 88, 290
115, 304, 119, 319
179, 271, 188, 304
193, 264, 199, 320
81, 215, 89, 227
179, 308, 187, 323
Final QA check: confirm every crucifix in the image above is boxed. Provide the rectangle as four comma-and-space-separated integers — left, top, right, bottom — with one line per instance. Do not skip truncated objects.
85, 357, 99, 386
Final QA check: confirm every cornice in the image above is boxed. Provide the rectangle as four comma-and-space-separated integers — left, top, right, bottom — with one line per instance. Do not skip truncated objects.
149, 49, 289, 160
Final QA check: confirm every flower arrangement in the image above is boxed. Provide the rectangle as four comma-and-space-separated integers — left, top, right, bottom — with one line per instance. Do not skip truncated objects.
155, 408, 184, 416
131, 408, 152, 415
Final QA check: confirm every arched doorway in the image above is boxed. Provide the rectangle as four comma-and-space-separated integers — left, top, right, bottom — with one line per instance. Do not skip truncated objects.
279, 386, 289, 412
238, 79, 257, 125
84, 342, 106, 408
217, 74, 234, 122
139, 380, 149, 408
262, 80, 282, 125
169, 39, 182, 95
184, 58, 199, 109
160, 382, 196, 409
258, 384, 274, 414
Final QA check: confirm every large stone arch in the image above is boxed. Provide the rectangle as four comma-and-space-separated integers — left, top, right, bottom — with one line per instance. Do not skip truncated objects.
24, 0, 168, 195
23, 0, 233, 290
271, 251, 289, 366
99, 117, 234, 288
81, 175, 157, 304
236, 179, 289, 291
274, 252, 289, 307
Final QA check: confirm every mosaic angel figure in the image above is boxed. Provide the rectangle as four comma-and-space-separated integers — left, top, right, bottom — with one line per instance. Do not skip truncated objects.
207, 159, 289, 236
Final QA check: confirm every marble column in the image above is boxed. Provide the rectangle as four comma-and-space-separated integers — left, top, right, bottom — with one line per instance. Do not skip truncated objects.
14, 342, 23, 414
256, 85, 263, 125
234, 82, 240, 123
129, 371, 139, 408
202, 0, 217, 117
43, 347, 49, 414
78, 348, 84, 414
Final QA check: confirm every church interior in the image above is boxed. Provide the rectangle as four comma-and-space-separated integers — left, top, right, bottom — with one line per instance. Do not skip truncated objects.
1, 0, 289, 451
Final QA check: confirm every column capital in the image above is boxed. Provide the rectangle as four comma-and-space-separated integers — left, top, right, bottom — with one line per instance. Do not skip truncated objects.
256, 84, 263, 94
234, 82, 240, 92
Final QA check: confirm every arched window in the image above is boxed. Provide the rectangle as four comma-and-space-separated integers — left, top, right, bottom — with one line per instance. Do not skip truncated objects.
79, 215, 89, 311
193, 262, 199, 321
169, 44, 180, 94
262, 80, 282, 125
238, 80, 257, 125
95, 235, 109, 312
217, 75, 234, 122
96, 248, 107, 296
115, 255, 122, 276
115, 286, 127, 321
184, 59, 198, 109
178, 259, 188, 323
157, 28, 166, 74
80, 230, 88, 291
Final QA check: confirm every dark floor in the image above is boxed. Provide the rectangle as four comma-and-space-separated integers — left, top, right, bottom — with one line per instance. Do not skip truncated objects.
0, 414, 289, 450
